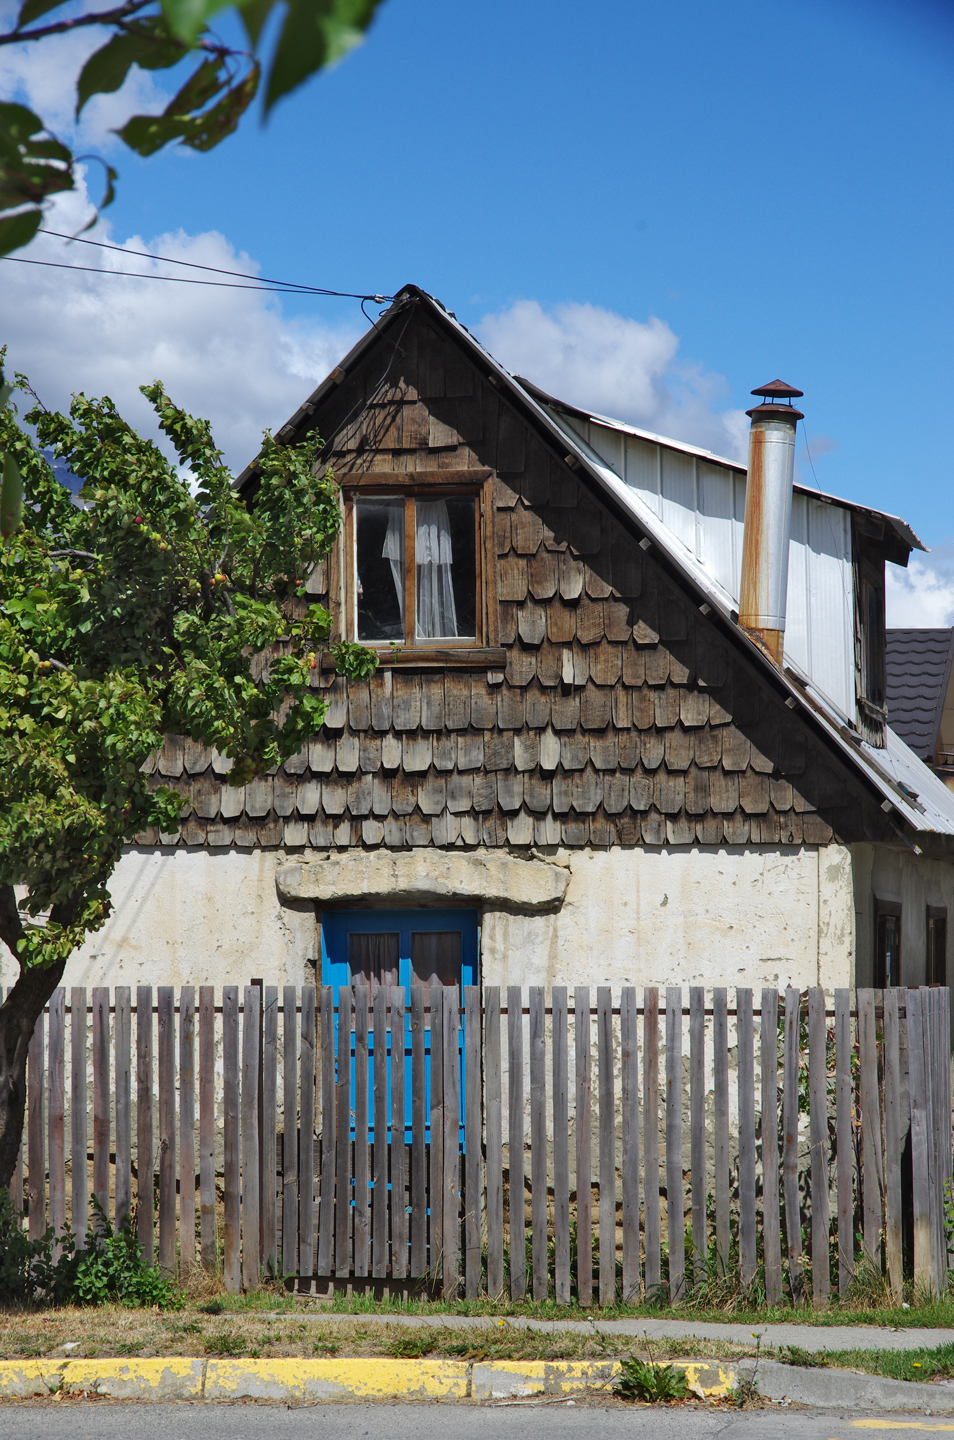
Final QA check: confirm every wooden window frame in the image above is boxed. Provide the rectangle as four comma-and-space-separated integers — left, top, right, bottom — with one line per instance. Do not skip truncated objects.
927, 905, 947, 987
340, 469, 503, 668
874, 896, 902, 988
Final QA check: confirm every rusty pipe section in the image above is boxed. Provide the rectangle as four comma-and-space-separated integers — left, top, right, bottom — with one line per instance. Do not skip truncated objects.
738, 382, 804, 666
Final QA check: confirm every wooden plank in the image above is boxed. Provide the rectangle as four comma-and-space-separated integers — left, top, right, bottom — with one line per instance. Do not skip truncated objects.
241, 985, 261, 1291
222, 986, 240, 1292
442, 985, 461, 1299
157, 986, 176, 1276
301, 986, 318, 1280
761, 989, 782, 1305
199, 986, 216, 1272
713, 987, 730, 1278
575, 987, 593, 1308
552, 986, 571, 1305
928, 989, 945, 1292
48, 989, 66, 1249
597, 985, 615, 1308
261, 985, 278, 1275
907, 986, 933, 1293
643, 987, 661, 1294
808, 986, 830, 1309
114, 987, 131, 1230
91, 987, 109, 1228
834, 988, 853, 1295
429, 987, 444, 1281
529, 985, 548, 1302
390, 988, 407, 1280
335, 987, 352, 1278
410, 986, 427, 1278
782, 986, 805, 1304
372, 986, 389, 1279
27, 1007, 45, 1241
135, 986, 152, 1263
737, 988, 756, 1292
484, 987, 503, 1300
351, 988, 371, 1279
858, 988, 883, 1271
920, 988, 941, 1295
282, 985, 299, 1283
620, 987, 639, 1304
465, 985, 483, 1298
507, 984, 526, 1301
666, 987, 684, 1302
689, 986, 706, 1286
883, 987, 903, 1301
178, 987, 195, 1273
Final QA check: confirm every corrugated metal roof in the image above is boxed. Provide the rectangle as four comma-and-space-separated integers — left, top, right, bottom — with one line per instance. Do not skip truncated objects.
885, 628, 954, 760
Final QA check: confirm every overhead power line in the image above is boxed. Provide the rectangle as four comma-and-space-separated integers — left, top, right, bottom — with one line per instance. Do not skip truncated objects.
0, 229, 393, 302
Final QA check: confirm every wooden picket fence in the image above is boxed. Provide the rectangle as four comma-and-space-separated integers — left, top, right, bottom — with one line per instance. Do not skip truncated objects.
5, 983, 953, 1303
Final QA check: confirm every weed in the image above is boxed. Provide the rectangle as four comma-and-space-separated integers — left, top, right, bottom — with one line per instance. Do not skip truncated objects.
616, 1354, 689, 1404
781, 1345, 826, 1368
204, 1331, 244, 1356
312, 1337, 341, 1356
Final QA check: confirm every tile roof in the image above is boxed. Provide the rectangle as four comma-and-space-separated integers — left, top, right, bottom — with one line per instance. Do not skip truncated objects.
885, 628, 954, 760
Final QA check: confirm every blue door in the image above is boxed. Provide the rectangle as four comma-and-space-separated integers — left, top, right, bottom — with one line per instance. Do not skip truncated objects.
320, 908, 478, 1141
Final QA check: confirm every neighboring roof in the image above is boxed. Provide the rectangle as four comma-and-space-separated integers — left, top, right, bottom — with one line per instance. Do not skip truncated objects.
886, 629, 954, 760
241, 284, 954, 846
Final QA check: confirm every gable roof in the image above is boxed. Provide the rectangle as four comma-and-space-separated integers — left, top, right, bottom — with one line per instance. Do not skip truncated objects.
240, 284, 954, 848
886, 628, 954, 761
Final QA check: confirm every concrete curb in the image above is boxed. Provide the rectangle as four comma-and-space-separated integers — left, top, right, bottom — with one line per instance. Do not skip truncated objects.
0, 1356, 953, 1409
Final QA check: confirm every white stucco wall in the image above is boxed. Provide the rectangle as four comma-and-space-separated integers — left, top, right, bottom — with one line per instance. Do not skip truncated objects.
1, 841, 856, 994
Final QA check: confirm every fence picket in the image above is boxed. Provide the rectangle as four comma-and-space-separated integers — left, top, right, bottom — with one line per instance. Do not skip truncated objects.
690, 986, 706, 1286
335, 987, 352, 1279
808, 986, 830, 1308
372, 985, 388, 1280
737, 988, 756, 1292
241, 984, 261, 1292
507, 984, 526, 1302
465, 985, 483, 1298
597, 986, 615, 1308
907, 986, 933, 1292
27, 1007, 45, 1241
761, 988, 782, 1305
643, 987, 661, 1294
883, 987, 903, 1301
666, 987, 684, 1302
575, 987, 592, 1308
300, 986, 317, 1281
858, 988, 883, 1272
91, 988, 108, 1227
48, 989, 66, 1248
530, 985, 547, 1303
261, 985, 278, 1275
484, 986, 503, 1300
179, 986, 196, 1273
282, 985, 299, 1283
113, 988, 131, 1231
442, 985, 461, 1300
391, 988, 407, 1281
783, 986, 805, 1304
410, 986, 427, 1278
620, 987, 639, 1304
157, 987, 176, 1276
135, 986, 152, 1262
429, 987, 444, 1281
199, 986, 216, 1272
834, 987, 853, 1294
222, 985, 240, 1293
713, 987, 730, 1277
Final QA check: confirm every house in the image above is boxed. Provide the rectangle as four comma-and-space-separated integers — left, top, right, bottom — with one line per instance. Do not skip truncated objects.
13, 285, 954, 999
887, 627, 954, 794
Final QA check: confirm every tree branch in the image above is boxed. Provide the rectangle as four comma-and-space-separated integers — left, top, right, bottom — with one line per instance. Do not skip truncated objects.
49, 550, 96, 561
2, 0, 153, 45
0, 885, 24, 958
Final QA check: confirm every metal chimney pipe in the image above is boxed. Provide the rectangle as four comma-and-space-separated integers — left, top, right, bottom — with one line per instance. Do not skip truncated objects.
738, 379, 805, 666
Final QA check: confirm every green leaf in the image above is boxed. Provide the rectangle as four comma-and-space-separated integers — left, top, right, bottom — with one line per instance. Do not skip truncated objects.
237, 0, 277, 48
0, 208, 41, 257
162, 56, 228, 117
14, 0, 70, 30
76, 24, 185, 117
160, 0, 232, 45
118, 63, 258, 156
264, 0, 385, 112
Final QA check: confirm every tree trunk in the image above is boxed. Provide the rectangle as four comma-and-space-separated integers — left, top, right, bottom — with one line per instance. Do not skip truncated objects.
0, 884, 70, 1190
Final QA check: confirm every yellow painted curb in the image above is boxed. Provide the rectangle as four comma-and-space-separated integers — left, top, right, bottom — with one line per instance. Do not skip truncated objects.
0, 1358, 203, 1399
204, 1358, 469, 1400
682, 1363, 736, 1399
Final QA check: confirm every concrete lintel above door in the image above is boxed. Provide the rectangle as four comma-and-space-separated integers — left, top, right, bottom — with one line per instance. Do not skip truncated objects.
276, 847, 568, 913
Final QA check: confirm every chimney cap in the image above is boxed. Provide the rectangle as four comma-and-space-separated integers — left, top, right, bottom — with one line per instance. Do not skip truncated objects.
751, 378, 804, 399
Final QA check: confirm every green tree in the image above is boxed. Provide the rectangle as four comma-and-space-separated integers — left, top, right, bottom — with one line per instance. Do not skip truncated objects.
0, 361, 374, 1188
0, 0, 387, 255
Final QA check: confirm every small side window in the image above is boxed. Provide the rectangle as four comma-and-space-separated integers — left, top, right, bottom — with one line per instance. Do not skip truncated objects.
875, 898, 902, 987
927, 906, 947, 987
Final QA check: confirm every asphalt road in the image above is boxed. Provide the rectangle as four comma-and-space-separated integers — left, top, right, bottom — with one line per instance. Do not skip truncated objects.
0, 1404, 951, 1440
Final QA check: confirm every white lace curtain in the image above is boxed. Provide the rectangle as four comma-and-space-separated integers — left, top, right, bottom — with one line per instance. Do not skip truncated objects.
381, 502, 405, 626
415, 499, 458, 639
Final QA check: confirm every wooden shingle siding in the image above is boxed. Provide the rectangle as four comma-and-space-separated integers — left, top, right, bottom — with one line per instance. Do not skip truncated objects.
138, 306, 891, 854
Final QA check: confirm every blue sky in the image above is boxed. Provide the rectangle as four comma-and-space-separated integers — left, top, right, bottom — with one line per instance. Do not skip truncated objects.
3, 0, 954, 619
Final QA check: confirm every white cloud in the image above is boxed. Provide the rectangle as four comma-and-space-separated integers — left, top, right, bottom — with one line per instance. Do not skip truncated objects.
0, 175, 363, 471
476, 298, 749, 462
886, 557, 954, 628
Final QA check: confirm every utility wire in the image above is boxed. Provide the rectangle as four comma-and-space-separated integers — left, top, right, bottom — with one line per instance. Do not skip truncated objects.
5, 229, 394, 302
